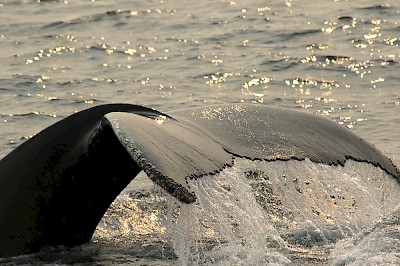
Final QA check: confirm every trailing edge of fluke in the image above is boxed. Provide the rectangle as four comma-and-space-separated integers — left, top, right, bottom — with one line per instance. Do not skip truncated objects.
0, 103, 398, 257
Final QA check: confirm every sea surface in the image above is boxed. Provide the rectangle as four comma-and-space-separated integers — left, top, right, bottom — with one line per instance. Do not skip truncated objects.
0, 0, 399, 265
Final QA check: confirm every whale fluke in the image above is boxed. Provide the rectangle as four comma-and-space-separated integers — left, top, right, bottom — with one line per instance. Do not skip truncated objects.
171, 105, 399, 177
104, 112, 233, 203
0, 104, 160, 256
0, 103, 398, 257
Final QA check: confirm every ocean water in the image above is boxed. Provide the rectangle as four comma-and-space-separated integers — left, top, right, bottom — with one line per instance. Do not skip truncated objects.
0, 0, 399, 265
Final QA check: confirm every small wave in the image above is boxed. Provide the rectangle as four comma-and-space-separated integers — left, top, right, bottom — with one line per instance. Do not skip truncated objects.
41, 8, 173, 30
359, 4, 393, 11
261, 58, 298, 72
330, 207, 400, 265
264, 28, 322, 44
338, 16, 354, 21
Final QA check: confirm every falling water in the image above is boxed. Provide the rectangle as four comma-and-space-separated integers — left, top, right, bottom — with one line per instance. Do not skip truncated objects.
166, 166, 289, 265
94, 158, 400, 265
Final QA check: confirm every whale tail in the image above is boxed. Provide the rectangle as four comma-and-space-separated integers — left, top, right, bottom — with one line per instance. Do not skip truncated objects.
0, 103, 399, 257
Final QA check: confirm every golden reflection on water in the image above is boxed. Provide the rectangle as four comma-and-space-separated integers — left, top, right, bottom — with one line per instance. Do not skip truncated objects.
8, 0, 397, 131
1, 0, 399, 164
94, 195, 166, 245
203, 72, 241, 86
285, 78, 339, 90
25, 46, 76, 65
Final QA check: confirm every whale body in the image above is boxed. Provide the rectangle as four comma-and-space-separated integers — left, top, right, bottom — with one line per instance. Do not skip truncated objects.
0, 103, 398, 257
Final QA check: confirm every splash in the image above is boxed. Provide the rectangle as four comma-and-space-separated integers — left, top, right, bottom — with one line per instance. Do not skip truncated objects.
166, 166, 290, 265
330, 207, 400, 265
95, 158, 400, 265
163, 158, 400, 265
